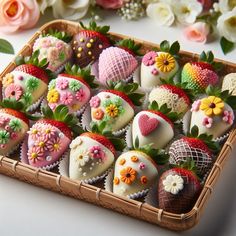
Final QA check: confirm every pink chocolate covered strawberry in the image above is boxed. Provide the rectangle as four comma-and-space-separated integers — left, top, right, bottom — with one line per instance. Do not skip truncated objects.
23, 105, 81, 169
97, 39, 141, 86
73, 21, 111, 68
47, 63, 98, 114
181, 51, 220, 94
158, 164, 202, 214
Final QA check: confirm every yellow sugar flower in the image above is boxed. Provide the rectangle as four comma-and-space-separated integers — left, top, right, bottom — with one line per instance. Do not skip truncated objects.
200, 96, 224, 116
106, 104, 119, 117
155, 53, 176, 73
2, 73, 14, 87
47, 89, 59, 103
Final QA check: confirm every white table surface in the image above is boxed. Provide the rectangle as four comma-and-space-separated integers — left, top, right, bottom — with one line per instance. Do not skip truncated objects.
0, 11, 236, 236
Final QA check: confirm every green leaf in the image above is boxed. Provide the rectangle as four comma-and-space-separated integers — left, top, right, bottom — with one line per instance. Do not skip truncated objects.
169, 41, 180, 55
220, 37, 234, 55
190, 125, 199, 137
226, 96, 236, 109
134, 136, 139, 149
207, 51, 214, 63
0, 39, 14, 54
199, 51, 207, 62
160, 40, 170, 52
108, 137, 126, 151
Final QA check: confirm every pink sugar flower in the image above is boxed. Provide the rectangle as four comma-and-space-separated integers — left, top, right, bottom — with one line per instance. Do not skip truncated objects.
151, 68, 159, 75
191, 100, 201, 112
28, 124, 43, 140
47, 137, 61, 152
61, 92, 73, 105
56, 77, 69, 90
89, 146, 105, 159
35, 136, 49, 152
5, 84, 23, 100
223, 110, 234, 125
202, 117, 213, 128
11, 132, 18, 140
90, 96, 101, 108
0, 144, 6, 149
43, 124, 57, 140
139, 162, 146, 170
5, 125, 11, 131
28, 146, 44, 163
0, 117, 7, 126
142, 51, 157, 66
75, 89, 86, 102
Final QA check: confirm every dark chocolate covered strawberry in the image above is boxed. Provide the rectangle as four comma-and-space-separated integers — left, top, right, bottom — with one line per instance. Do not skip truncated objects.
158, 164, 202, 214
73, 21, 111, 68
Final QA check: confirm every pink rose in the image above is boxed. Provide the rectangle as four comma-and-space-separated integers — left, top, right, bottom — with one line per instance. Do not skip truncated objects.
197, 0, 213, 11
96, 0, 123, 9
0, 0, 40, 33
183, 22, 210, 44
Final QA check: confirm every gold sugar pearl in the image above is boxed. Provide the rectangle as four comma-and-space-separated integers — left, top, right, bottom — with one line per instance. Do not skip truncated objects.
90, 39, 94, 43
78, 47, 83, 52
77, 53, 81, 58
86, 43, 92, 48
88, 51, 92, 56
80, 38, 84, 42
92, 56, 95, 60
73, 40, 77, 45
99, 44, 103, 49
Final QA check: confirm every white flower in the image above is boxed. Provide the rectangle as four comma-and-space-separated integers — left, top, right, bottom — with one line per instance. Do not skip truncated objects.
37, 0, 56, 14
146, 2, 175, 26
217, 7, 236, 42
213, 2, 220, 12
52, 0, 90, 20
75, 149, 91, 167
163, 174, 184, 195
219, 0, 236, 13
172, 0, 203, 25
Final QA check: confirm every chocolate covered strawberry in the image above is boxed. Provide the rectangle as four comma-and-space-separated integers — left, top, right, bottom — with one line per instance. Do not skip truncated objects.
97, 39, 141, 86
0, 99, 38, 156
149, 78, 194, 116
158, 165, 202, 214
33, 29, 73, 73
73, 21, 111, 68
22, 105, 81, 169
2, 51, 52, 111
47, 63, 98, 114
181, 51, 220, 93
69, 122, 125, 181
140, 41, 180, 89
132, 101, 180, 149
89, 81, 144, 132
169, 126, 219, 176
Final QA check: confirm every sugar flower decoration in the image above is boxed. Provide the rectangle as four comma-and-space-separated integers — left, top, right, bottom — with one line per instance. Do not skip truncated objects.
120, 167, 136, 185
155, 53, 176, 73
28, 146, 44, 163
223, 110, 234, 124
56, 77, 69, 90
90, 96, 101, 108
9, 118, 22, 132
26, 77, 40, 91
47, 136, 61, 152
0, 130, 10, 144
2, 73, 14, 87
75, 149, 90, 167
4, 84, 23, 100
202, 117, 213, 128
200, 96, 224, 116
69, 80, 81, 92
142, 51, 157, 66
47, 89, 60, 103
163, 174, 184, 195
92, 108, 104, 120
61, 92, 73, 105
75, 89, 86, 102
89, 146, 105, 159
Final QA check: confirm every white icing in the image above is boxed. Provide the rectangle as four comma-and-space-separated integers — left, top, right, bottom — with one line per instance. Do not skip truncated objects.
113, 151, 158, 197
163, 174, 184, 195
190, 102, 234, 138
132, 111, 174, 149
91, 91, 134, 132
69, 136, 115, 180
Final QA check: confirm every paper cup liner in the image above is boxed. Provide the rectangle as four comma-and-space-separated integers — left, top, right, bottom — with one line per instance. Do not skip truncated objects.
27, 93, 46, 112
182, 110, 230, 143
104, 169, 150, 200
58, 153, 111, 184
144, 180, 159, 207
20, 136, 68, 171
81, 105, 133, 137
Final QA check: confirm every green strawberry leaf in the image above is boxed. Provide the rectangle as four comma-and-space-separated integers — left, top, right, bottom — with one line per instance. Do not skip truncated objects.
116, 39, 143, 56
43, 28, 72, 43
169, 41, 180, 56
160, 40, 170, 52
0, 39, 14, 54
220, 37, 234, 55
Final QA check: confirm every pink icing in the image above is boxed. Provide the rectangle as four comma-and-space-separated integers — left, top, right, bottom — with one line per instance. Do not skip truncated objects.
90, 96, 101, 108
56, 77, 69, 90
202, 117, 213, 128
5, 84, 23, 100
61, 92, 74, 105
151, 68, 159, 75
27, 123, 71, 168
89, 146, 105, 159
11, 132, 18, 140
75, 89, 86, 102
139, 162, 146, 170
223, 110, 234, 125
142, 51, 157, 66
138, 114, 159, 136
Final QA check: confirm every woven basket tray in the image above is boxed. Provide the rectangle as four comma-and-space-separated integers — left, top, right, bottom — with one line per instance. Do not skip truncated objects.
0, 20, 236, 231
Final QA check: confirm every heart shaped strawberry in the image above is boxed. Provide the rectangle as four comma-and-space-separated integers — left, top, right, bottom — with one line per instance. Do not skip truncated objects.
23, 105, 81, 169
2, 51, 52, 110
140, 41, 180, 90
0, 99, 38, 156
73, 21, 111, 68
97, 39, 141, 86
132, 101, 180, 149
158, 165, 202, 214
190, 86, 236, 139
89, 81, 144, 132
33, 29, 73, 72
47, 63, 98, 114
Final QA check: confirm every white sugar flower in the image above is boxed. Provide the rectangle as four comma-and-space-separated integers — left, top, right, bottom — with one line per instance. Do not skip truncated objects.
217, 7, 236, 42
172, 0, 203, 25
37, 0, 56, 14
146, 2, 175, 26
75, 149, 91, 167
219, 0, 236, 13
52, 0, 90, 20
163, 174, 184, 195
